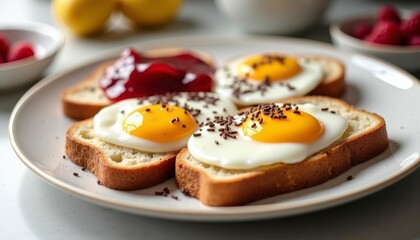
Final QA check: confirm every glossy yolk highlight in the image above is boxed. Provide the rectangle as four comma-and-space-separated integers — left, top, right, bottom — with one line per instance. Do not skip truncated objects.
122, 104, 197, 143
236, 54, 301, 82
241, 108, 323, 143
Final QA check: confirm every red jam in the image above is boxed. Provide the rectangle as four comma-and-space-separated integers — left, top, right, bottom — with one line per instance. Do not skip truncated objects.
99, 48, 214, 101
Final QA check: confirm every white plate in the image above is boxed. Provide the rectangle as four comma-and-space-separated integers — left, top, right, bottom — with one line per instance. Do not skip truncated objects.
9, 36, 420, 221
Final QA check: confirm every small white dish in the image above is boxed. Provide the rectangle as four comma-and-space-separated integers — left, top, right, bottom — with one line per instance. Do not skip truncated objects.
330, 16, 420, 72
215, 0, 331, 35
0, 22, 64, 90
9, 36, 420, 221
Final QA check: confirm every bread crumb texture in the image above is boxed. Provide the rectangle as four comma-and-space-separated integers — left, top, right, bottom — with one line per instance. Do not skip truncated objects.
69, 120, 175, 167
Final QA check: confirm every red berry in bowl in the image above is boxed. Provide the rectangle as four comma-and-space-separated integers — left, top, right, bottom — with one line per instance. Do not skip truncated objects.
7, 41, 35, 62
400, 13, 420, 37
364, 21, 402, 45
0, 34, 10, 59
407, 34, 420, 46
377, 5, 401, 23
352, 23, 373, 39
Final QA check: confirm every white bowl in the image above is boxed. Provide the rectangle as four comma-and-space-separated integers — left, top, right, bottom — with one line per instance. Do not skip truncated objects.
0, 22, 64, 90
330, 16, 420, 72
215, 0, 331, 35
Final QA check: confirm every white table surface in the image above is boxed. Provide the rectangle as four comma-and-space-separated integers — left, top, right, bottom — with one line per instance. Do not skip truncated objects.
1, 0, 419, 239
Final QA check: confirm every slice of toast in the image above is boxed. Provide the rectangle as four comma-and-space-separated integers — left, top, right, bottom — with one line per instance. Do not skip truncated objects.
62, 48, 216, 120
65, 119, 178, 190
175, 96, 388, 206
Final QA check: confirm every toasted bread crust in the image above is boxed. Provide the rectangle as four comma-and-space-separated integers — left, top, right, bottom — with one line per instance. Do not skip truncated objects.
175, 96, 388, 206
65, 119, 177, 190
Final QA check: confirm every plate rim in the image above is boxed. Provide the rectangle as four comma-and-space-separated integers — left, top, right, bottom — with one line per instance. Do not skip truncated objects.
8, 35, 420, 221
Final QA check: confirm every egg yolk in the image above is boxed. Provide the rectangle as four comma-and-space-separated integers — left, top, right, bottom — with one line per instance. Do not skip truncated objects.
241, 108, 323, 143
236, 54, 301, 82
122, 104, 197, 143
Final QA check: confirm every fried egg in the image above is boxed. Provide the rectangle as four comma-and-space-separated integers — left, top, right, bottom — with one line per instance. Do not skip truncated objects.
215, 53, 324, 106
93, 92, 238, 153
187, 103, 348, 169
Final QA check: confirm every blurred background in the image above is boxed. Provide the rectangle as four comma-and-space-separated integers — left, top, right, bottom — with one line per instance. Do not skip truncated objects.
1, 0, 419, 76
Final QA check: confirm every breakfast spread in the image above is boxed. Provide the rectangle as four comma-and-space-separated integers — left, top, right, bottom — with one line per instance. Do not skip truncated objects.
63, 47, 389, 205
99, 48, 214, 101
0, 34, 35, 64
65, 92, 238, 190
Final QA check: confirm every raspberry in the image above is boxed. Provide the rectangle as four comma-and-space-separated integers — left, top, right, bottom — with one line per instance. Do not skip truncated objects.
407, 34, 420, 46
7, 41, 35, 62
400, 13, 420, 37
364, 21, 402, 45
352, 23, 373, 39
0, 55, 4, 64
377, 5, 401, 23
0, 34, 10, 59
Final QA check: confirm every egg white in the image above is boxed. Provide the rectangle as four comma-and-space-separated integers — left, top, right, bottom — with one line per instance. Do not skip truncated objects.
215, 54, 324, 106
187, 103, 348, 169
93, 92, 238, 153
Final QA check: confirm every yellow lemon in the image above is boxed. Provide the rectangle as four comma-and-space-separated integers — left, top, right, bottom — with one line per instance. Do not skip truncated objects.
52, 0, 115, 36
118, 0, 182, 28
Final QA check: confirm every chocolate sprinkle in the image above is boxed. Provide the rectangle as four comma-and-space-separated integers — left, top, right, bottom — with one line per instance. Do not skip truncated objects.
224, 54, 297, 99
135, 92, 222, 126
154, 187, 178, 200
